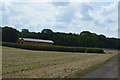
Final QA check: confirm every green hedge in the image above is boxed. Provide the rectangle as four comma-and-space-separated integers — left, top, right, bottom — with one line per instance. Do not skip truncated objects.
86, 48, 104, 53
1, 42, 104, 53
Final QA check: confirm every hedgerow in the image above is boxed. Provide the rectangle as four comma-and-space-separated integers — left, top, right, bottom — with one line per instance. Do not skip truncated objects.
1, 42, 104, 53
86, 48, 104, 53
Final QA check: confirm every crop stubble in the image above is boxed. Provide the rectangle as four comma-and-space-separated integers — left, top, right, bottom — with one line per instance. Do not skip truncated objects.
2, 46, 118, 78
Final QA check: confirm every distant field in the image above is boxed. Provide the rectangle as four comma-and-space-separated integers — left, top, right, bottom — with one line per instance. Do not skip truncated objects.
2, 46, 118, 78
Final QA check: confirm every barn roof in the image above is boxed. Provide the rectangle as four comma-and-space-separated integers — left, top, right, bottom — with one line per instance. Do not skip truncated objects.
19, 38, 54, 43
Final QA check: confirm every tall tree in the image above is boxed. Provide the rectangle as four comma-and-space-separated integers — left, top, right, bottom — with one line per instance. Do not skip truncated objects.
2, 26, 19, 42
19, 29, 30, 38
0, 27, 2, 42
3, 26, 119, 49
41, 29, 53, 34
41, 29, 53, 40
79, 31, 98, 47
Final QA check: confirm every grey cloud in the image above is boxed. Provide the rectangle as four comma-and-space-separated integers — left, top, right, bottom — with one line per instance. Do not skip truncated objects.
79, 3, 94, 21
55, 8, 75, 23
51, 2, 69, 6
94, 21, 105, 27
105, 19, 115, 23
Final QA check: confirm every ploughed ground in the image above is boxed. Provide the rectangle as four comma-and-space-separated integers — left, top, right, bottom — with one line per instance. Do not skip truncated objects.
2, 46, 118, 78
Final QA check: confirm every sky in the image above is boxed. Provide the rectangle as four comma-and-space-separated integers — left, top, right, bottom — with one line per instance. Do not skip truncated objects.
0, 0, 119, 38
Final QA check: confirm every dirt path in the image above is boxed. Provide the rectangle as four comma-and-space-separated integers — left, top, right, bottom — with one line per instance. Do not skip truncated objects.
81, 55, 119, 78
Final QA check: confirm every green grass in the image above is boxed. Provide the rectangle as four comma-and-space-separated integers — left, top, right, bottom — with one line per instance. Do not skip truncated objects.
3, 64, 40, 73
46, 55, 95, 65
2, 55, 93, 73
17, 53, 62, 57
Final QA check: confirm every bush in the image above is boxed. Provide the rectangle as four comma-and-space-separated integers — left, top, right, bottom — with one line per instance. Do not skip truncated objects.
1, 42, 104, 53
86, 48, 104, 53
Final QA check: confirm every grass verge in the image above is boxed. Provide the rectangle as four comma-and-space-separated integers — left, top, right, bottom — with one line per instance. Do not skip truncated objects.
67, 54, 117, 78
3, 64, 40, 73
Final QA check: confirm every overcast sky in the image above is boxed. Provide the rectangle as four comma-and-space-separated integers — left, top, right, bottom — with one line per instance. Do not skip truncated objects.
0, 0, 119, 38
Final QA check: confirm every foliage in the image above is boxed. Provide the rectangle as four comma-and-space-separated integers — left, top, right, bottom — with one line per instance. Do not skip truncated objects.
79, 31, 98, 47
86, 48, 104, 53
18, 28, 119, 49
41, 29, 53, 34
2, 26, 19, 42
2, 42, 104, 53
0, 27, 2, 42
1, 26, 120, 49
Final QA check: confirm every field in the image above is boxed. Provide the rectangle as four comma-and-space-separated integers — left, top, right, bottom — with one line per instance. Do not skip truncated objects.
2, 46, 118, 78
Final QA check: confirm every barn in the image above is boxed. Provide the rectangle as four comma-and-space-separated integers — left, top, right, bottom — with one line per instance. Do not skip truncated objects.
17, 38, 54, 45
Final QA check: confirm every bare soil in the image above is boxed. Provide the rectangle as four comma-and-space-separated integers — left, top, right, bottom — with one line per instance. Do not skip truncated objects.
2, 46, 118, 78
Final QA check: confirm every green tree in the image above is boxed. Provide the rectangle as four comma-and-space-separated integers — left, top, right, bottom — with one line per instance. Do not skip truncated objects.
97, 35, 107, 48
19, 29, 30, 38
41, 29, 53, 40
0, 27, 2, 42
79, 31, 98, 47
41, 29, 53, 34
2, 26, 19, 42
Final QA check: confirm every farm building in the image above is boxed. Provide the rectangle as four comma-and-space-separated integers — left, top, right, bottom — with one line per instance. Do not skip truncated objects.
17, 38, 54, 45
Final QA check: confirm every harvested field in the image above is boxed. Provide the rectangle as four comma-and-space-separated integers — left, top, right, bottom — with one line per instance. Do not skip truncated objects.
2, 46, 118, 78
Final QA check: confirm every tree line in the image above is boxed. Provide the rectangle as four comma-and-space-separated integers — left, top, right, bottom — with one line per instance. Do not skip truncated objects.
1, 26, 120, 49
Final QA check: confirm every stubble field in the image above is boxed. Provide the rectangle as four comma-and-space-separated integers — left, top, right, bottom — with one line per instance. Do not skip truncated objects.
2, 46, 118, 78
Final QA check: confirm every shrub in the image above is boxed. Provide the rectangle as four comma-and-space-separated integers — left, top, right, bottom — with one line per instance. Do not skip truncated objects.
1, 42, 104, 53
86, 48, 104, 53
